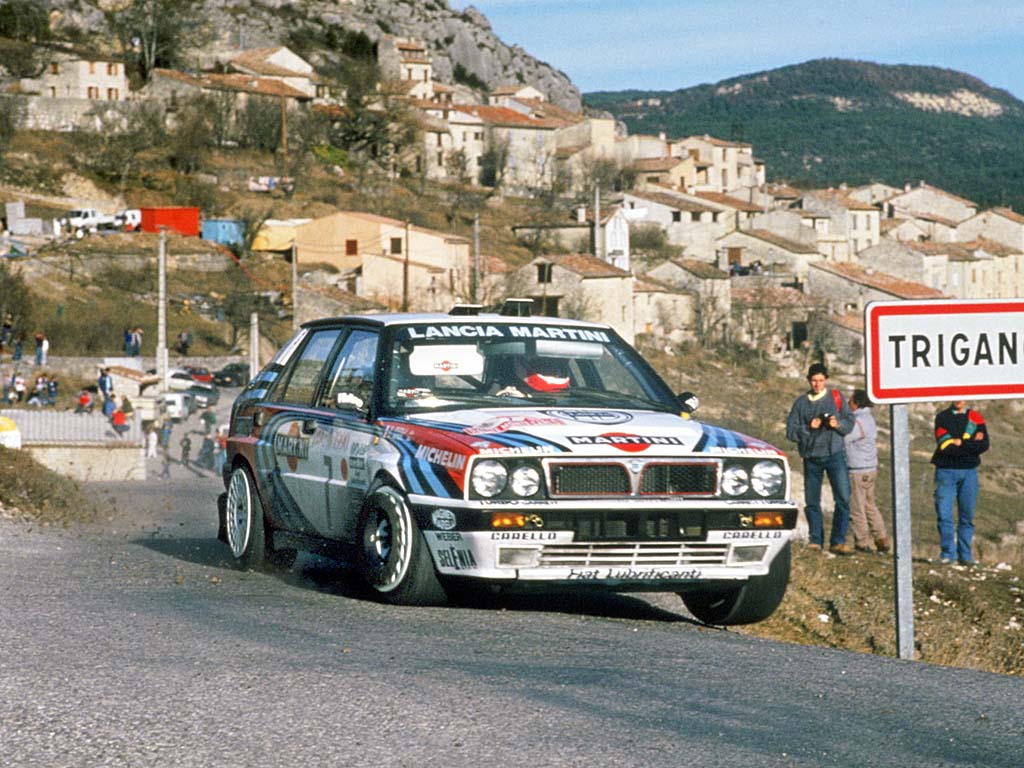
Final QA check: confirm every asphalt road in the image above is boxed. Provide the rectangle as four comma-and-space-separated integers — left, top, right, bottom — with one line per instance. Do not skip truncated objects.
1, 400, 1022, 767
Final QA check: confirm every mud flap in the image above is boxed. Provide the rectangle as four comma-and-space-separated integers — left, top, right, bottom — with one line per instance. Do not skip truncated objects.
217, 492, 228, 543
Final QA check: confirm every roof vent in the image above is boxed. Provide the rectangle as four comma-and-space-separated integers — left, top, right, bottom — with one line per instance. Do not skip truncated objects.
449, 303, 483, 316
499, 298, 533, 317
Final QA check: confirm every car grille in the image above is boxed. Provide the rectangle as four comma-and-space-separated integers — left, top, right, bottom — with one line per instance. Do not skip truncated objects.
541, 509, 707, 541
537, 542, 729, 568
548, 460, 718, 497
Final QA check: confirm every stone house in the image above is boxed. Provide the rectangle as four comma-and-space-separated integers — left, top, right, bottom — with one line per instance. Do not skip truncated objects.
145, 69, 311, 126
883, 182, 977, 224
956, 207, 1024, 251
646, 259, 731, 343
378, 37, 435, 101
223, 47, 330, 101
751, 209, 847, 262
632, 276, 695, 343
714, 229, 821, 284
847, 182, 901, 206
509, 253, 635, 342
856, 240, 1020, 298
679, 135, 764, 195
622, 189, 728, 256
511, 206, 633, 272
798, 189, 880, 254
293, 211, 471, 309
21, 51, 128, 102
730, 284, 820, 355
630, 156, 697, 190
806, 261, 943, 315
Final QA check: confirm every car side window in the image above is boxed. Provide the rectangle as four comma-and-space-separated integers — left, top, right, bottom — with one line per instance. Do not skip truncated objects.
278, 329, 342, 405
323, 330, 380, 409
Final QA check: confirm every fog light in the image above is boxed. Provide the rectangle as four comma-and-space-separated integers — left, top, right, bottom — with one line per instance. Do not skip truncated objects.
729, 545, 769, 564
497, 547, 541, 567
492, 512, 527, 528
753, 511, 785, 527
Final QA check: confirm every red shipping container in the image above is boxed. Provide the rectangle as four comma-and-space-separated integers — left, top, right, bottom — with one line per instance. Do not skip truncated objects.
139, 207, 200, 237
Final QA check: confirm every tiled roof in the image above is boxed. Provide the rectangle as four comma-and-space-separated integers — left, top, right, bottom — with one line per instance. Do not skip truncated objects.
906, 211, 959, 228
548, 253, 630, 279
514, 98, 585, 126
992, 207, 1024, 224
741, 229, 819, 254
767, 183, 801, 199
626, 190, 717, 213
694, 191, 763, 213
893, 182, 977, 209
630, 157, 688, 172
153, 69, 310, 100
905, 241, 977, 260
731, 285, 818, 308
961, 237, 1023, 257
684, 134, 752, 149
671, 258, 729, 280
825, 310, 864, 333
449, 104, 554, 129
807, 189, 878, 211
811, 261, 942, 298
634, 275, 685, 293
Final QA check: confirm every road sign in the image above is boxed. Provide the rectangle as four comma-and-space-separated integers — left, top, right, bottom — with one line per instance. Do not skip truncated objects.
865, 298, 1024, 404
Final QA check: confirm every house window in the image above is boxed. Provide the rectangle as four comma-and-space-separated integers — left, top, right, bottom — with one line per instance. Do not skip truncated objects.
50, 62, 59, 74
87, 86, 99, 99
728, 247, 743, 265
345, 239, 358, 256
107, 88, 119, 100
672, 211, 681, 223
107, 63, 118, 75
648, 176, 660, 183
436, 151, 443, 166
49, 87, 56, 98
390, 237, 403, 255
791, 321, 808, 350
89, 62, 96, 74
475, 132, 483, 141
536, 263, 553, 284
533, 296, 559, 316
436, 133, 443, 147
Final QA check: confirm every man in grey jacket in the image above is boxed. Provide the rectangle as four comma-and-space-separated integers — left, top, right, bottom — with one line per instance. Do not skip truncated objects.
786, 363, 855, 554
843, 389, 889, 553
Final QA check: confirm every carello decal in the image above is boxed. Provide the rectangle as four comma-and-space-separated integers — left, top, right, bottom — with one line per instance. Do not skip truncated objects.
567, 433, 687, 453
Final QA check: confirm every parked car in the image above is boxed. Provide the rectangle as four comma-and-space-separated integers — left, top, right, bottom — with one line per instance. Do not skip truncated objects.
114, 208, 141, 232
58, 208, 116, 237
212, 362, 251, 387
186, 383, 219, 408
217, 303, 796, 624
182, 365, 214, 384
161, 392, 191, 422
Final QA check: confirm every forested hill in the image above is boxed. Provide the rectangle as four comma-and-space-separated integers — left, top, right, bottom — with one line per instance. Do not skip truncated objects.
585, 59, 1024, 211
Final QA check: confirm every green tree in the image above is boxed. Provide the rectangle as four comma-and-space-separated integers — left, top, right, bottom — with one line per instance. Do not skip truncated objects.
479, 133, 510, 189
0, 0, 49, 42
167, 97, 210, 173
0, 97, 23, 163
239, 98, 282, 152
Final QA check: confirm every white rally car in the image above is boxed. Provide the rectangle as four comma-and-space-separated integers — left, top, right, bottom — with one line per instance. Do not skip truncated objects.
218, 304, 797, 624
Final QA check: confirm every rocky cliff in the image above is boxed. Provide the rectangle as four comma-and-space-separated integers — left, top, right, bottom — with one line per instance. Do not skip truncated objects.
47, 0, 582, 110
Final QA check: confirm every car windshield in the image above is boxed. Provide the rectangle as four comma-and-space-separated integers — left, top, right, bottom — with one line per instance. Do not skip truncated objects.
381, 321, 678, 414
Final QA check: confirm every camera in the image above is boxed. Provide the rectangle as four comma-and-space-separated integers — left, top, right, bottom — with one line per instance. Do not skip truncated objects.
817, 412, 832, 428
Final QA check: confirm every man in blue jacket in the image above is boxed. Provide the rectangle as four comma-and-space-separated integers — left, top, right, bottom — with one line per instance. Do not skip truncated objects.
786, 363, 855, 554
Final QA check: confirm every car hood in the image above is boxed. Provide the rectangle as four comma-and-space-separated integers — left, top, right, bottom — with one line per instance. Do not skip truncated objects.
382, 407, 783, 458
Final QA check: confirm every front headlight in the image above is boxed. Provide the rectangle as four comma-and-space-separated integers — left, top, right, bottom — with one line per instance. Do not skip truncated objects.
510, 465, 541, 497
751, 461, 785, 497
471, 460, 508, 498
721, 465, 749, 496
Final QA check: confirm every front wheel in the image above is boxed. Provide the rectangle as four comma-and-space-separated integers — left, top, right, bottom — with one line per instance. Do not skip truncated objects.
680, 542, 791, 626
356, 484, 447, 606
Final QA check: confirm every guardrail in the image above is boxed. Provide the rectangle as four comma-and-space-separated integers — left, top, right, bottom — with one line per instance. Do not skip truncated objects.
0, 409, 143, 445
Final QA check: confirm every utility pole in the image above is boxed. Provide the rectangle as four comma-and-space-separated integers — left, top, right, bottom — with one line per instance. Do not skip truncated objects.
157, 227, 168, 393
249, 312, 259, 380
593, 185, 601, 261
472, 213, 480, 303
280, 95, 288, 177
402, 221, 410, 311
291, 243, 299, 330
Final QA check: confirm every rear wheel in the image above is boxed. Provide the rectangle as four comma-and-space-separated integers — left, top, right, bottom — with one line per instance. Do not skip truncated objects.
224, 465, 294, 571
681, 542, 791, 626
356, 484, 446, 606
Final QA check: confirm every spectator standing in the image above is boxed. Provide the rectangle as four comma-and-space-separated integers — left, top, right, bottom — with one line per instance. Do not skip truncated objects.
177, 330, 191, 355
102, 390, 117, 418
13, 333, 23, 362
1, 314, 12, 348
46, 377, 58, 406
931, 401, 990, 565
145, 423, 159, 458
12, 372, 26, 402
200, 407, 217, 433
160, 420, 173, 450
97, 367, 113, 400
180, 434, 192, 468
843, 389, 889, 553
786, 363, 856, 554
159, 446, 172, 479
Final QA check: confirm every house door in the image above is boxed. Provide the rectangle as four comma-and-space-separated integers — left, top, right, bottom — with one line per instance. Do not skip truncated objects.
791, 321, 808, 351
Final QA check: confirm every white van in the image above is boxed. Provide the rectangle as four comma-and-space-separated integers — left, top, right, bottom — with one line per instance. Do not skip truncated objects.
161, 392, 192, 422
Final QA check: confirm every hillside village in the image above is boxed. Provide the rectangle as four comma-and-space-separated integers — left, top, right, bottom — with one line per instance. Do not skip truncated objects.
4, 33, 1024, 373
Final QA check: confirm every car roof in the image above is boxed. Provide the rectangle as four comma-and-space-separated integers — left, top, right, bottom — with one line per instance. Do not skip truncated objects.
301, 312, 611, 331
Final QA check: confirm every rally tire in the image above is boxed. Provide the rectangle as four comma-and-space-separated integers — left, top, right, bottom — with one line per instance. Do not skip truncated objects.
680, 542, 791, 626
224, 464, 293, 571
356, 484, 447, 606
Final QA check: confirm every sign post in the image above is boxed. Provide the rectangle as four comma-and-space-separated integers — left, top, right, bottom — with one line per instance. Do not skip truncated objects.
865, 298, 1024, 660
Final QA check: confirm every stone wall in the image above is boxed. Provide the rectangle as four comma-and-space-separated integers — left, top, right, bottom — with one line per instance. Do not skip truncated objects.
27, 444, 146, 482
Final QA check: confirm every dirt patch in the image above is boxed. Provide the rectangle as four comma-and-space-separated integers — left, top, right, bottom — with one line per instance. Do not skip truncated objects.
0, 445, 99, 527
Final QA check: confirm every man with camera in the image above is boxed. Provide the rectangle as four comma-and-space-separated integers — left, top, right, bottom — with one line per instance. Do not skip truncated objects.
786, 363, 856, 554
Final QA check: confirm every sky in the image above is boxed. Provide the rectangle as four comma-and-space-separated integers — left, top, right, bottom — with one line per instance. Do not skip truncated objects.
453, 1, 1024, 100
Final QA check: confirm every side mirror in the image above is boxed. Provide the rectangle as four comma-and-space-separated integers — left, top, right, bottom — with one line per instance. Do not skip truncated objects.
677, 391, 699, 415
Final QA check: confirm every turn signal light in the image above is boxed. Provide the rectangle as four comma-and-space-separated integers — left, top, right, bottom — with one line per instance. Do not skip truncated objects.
491, 513, 527, 528
754, 512, 785, 528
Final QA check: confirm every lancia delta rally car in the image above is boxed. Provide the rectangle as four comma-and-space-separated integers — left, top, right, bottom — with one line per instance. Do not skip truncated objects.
217, 304, 797, 625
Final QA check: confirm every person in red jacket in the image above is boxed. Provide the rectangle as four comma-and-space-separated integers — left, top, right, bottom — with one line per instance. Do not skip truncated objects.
931, 401, 989, 566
